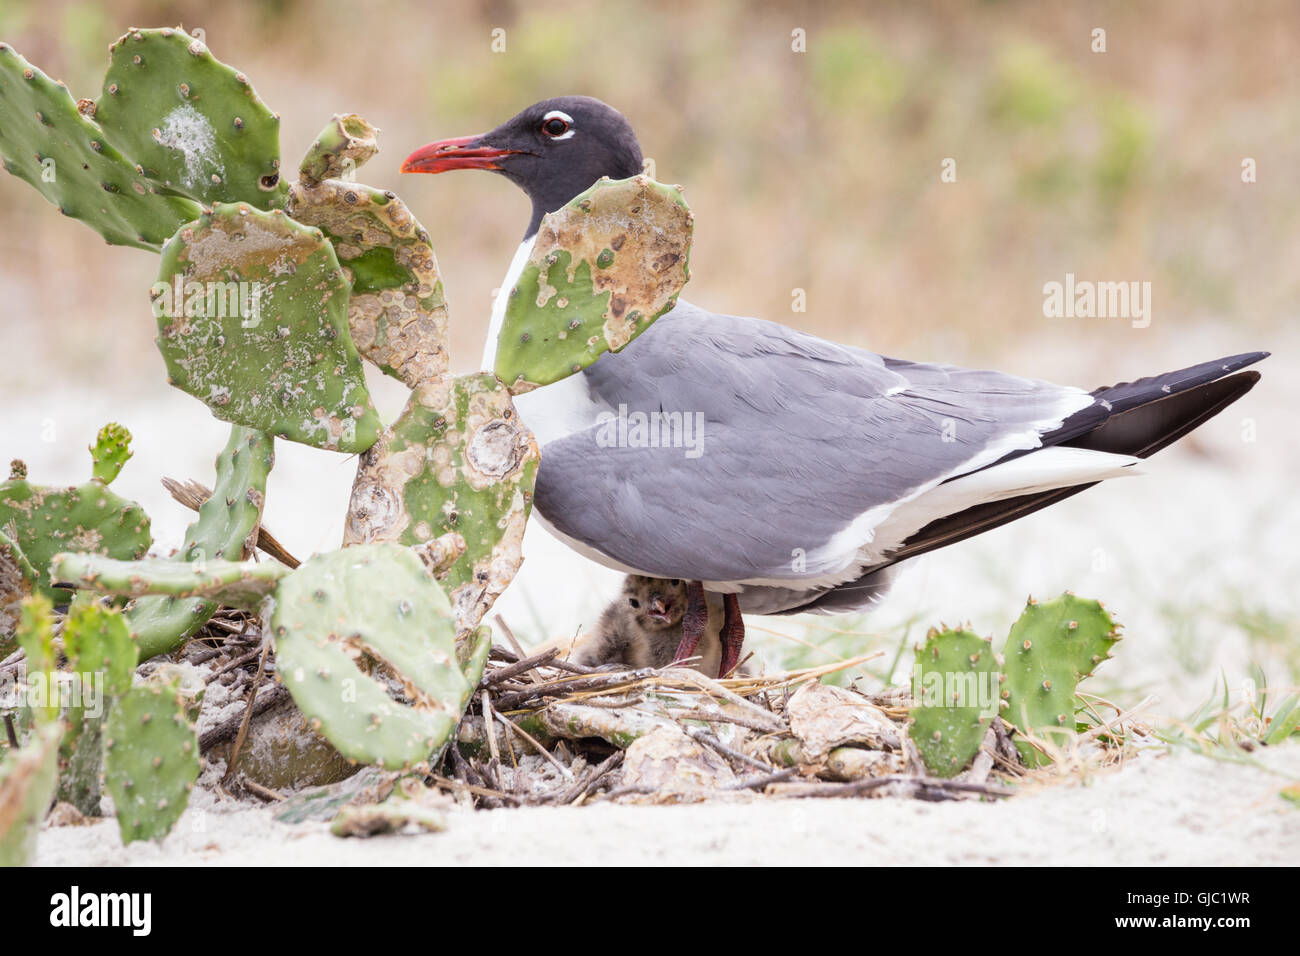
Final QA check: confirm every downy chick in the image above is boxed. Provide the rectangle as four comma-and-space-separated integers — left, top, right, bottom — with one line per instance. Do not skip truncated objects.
572, 575, 724, 676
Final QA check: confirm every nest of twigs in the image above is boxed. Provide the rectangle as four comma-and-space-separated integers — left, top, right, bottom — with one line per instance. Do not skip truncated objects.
140, 607, 1150, 825
439, 623, 1027, 808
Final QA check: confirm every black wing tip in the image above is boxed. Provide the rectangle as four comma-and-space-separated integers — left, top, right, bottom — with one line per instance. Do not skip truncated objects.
1223, 350, 1270, 369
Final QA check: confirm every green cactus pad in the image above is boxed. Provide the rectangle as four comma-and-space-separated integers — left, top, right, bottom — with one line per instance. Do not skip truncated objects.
494, 175, 693, 392
52, 552, 288, 610
155, 202, 380, 452
298, 113, 379, 185
0, 722, 63, 867
94, 27, 286, 209
14, 595, 58, 725
0, 42, 200, 250
89, 422, 133, 486
287, 176, 450, 388
179, 426, 273, 564
909, 628, 1001, 778
127, 426, 272, 659
457, 624, 493, 703
1001, 593, 1121, 766
0, 529, 36, 649
63, 600, 138, 699
57, 601, 138, 814
270, 544, 471, 770
0, 462, 151, 601
345, 374, 538, 631
103, 676, 201, 843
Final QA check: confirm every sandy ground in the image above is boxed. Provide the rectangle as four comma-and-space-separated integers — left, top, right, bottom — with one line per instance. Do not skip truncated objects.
34, 744, 1300, 866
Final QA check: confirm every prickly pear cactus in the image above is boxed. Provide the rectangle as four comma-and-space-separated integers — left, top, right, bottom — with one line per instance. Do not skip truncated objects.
14, 595, 59, 726
288, 175, 450, 388
0, 42, 200, 249
0, 440, 152, 601
103, 674, 201, 843
177, 426, 273, 565
270, 544, 472, 770
52, 553, 288, 611
0, 722, 63, 867
93, 27, 287, 210
155, 202, 380, 452
1000, 593, 1121, 767
494, 175, 693, 392
298, 113, 379, 186
0, 528, 36, 648
457, 625, 493, 709
345, 374, 538, 631
63, 600, 137, 698
57, 600, 139, 814
909, 627, 1001, 778
89, 423, 133, 486
126, 426, 272, 659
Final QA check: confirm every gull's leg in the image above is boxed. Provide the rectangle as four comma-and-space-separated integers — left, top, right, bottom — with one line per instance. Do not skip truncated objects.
718, 593, 745, 677
671, 580, 708, 665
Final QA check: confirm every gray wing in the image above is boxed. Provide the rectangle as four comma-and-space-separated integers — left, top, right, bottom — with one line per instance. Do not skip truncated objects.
533, 302, 1091, 583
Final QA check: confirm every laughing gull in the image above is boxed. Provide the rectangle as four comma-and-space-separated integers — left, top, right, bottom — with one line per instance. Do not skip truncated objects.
402, 95, 1267, 678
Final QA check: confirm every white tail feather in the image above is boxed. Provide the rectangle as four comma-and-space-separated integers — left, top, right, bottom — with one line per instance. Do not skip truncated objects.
861, 447, 1143, 563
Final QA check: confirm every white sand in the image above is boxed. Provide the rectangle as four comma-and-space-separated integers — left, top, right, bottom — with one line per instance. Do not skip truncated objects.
34, 744, 1299, 866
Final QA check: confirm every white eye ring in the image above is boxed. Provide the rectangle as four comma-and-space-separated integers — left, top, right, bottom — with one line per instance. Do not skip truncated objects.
541, 109, 575, 140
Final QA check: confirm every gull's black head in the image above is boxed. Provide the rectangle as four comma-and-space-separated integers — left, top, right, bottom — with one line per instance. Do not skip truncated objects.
402, 95, 644, 238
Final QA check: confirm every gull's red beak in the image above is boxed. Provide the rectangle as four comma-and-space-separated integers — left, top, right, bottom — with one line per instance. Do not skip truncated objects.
401, 135, 522, 174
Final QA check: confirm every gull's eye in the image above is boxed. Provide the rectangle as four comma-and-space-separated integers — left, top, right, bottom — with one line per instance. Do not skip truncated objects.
629, 598, 641, 609
541, 110, 574, 139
